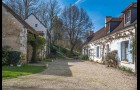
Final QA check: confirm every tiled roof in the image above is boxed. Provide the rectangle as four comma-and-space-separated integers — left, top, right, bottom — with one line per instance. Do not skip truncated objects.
106, 18, 123, 24
37, 31, 45, 36
91, 27, 106, 42
111, 15, 137, 34
122, 2, 137, 13
89, 2, 137, 43
111, 15, 124, 33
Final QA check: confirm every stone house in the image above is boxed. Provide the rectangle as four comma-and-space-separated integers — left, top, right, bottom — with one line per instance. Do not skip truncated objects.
82, 2, 137, 72
2, 2, 40, 64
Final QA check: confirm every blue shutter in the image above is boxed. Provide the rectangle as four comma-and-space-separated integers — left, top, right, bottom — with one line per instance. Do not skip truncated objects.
128, 40, 133, 63
117, 42, 121, 62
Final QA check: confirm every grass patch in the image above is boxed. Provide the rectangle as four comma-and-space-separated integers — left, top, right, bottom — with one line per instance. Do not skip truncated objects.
2, 65, 46, 80
118, 66, 133, 73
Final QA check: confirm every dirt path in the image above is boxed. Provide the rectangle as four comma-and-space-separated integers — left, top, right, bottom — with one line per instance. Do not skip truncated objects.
2, 59, 137, 90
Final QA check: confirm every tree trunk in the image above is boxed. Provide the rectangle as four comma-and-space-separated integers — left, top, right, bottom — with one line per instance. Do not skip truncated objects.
70, 45, 75, 54
31, 45, 37, 63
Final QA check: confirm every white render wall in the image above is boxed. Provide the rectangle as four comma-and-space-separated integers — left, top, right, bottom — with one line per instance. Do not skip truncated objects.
25, 14, 47, 40
83, 27, 136, 71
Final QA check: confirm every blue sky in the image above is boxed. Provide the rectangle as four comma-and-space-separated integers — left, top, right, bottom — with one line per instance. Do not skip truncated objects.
3, 0, 137, 32
59, 0, 137, 32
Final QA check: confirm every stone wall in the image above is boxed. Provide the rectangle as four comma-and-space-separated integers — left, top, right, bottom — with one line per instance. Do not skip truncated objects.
2, 6, 27, 64
27, 44, 33, 63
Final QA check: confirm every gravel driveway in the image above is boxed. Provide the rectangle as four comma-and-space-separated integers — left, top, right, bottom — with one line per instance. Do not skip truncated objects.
2, 59, 137, 90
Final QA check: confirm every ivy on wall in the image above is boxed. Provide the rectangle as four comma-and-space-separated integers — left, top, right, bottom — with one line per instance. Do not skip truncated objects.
27, 32, 47, 62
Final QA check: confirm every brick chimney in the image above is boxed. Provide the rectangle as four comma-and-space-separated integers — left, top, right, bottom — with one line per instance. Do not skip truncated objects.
105, 16, 112, 27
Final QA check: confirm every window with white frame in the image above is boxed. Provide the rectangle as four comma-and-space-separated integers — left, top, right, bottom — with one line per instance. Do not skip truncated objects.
125, 10, 131, 24
96, 46, 100, 58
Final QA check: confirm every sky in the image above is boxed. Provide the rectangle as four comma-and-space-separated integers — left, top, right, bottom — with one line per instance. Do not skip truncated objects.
3, 0, 137, 32
58, 0, 137, 32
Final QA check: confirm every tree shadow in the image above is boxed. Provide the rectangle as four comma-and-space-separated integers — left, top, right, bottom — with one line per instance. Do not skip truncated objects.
41, 59, 85, 77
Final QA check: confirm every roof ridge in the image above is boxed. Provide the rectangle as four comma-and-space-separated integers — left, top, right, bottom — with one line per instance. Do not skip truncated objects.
25, 13, 47, 28
2, 2, 39, 35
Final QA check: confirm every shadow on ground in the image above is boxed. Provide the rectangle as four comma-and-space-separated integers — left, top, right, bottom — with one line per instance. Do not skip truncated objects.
41, 59, 85, 77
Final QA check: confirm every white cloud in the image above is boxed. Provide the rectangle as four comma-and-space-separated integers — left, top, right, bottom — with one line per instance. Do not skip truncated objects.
75, 0, 82, 5
72, 0, 86, 6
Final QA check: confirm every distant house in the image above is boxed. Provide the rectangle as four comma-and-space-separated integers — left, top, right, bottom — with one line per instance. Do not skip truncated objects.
25, 14, 48, 59
2, 2, 40, 64
82, 2, 137, 72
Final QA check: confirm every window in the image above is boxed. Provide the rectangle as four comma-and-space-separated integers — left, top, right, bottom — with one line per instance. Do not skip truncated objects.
89, 49, 94, 56
84, 49, 88, 55
35, 24, 38, 27
96, 46, 100, 58
121, 41, 129, 61
125, 10, 131, 24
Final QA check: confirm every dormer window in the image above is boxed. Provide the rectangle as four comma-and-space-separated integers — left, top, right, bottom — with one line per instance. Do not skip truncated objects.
125, 10, 131, 24
35, 24, 38, 27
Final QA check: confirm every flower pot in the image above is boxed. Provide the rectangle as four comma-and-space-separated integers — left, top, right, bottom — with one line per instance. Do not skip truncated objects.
17, 64, 21, 67
10, 64, 13, 66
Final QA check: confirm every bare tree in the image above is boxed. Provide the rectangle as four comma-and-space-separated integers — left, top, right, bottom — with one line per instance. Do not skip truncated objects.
52, 16, 63, 44
34, 0, 61, 55
61, 5, 93, 54
5, 0, 39, 19
34, 1, 49, 27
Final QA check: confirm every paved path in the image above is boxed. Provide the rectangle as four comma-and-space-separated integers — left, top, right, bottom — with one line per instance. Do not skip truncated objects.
2, 59, 137, 90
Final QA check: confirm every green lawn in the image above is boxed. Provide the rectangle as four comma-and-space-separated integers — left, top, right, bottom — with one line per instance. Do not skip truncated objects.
2, 65, 46, 80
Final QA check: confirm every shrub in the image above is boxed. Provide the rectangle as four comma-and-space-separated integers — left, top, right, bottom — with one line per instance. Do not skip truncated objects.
118, 66, 133, 73
80, 55, 89, 60
8, 51, 21, 65
105, 50, 118, 68
2, 46, 11, 65
61, 47, 67, 54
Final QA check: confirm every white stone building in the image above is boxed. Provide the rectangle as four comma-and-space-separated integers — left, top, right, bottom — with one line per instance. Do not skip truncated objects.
82, 2, 137, 72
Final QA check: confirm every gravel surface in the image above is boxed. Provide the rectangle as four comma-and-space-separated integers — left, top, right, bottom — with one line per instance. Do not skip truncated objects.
2, 59, 137, 90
